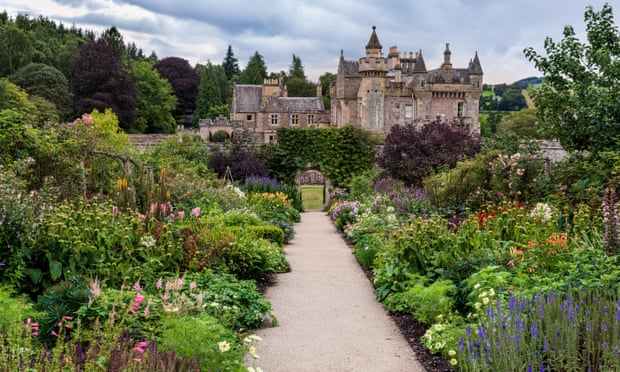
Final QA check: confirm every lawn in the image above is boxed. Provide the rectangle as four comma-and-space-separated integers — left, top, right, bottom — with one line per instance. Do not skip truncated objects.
300, 185, 324, 210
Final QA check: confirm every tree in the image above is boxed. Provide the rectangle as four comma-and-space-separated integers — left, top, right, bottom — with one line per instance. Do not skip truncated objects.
497, 108, 543, 139
0, 22, 41, 76
289, 54, 305, 80
524, 3, 620, 153
194, 63, 222, 125
319, 72, 336, 107
497, 88, 527, 111
70, 39, 137, 128
222, 45, 240, 80
100, 26, 126, 61
131, 60, 177, 133
9, 63, 72, 119
377, 121, 480, 186
154, 57, 200, 125
0, 77, 36, 114
238, 51, 267, 84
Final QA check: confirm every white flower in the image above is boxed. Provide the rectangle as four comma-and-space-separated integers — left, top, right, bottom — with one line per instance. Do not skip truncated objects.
488, 288, 495, 296
448, 349, 456, 356
482, 297, 490, 305
531, 202, 553, 222
140, 235, 156, 248
474, 283, 480, 289
218, 341, 230, 352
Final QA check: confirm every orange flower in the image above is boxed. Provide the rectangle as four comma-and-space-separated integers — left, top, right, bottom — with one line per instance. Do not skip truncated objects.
507, 259, 515, 266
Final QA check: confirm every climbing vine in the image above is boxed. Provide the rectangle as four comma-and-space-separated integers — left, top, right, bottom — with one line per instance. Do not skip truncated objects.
259, 125, 378, 188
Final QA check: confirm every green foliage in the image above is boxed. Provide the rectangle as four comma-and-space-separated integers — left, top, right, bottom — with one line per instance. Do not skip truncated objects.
0, 169, 46, 288
0, 78, 36, 115
9, 63, 72, 119
157, 315, 245, 372
383, 277, 457, 324
247, 225, 285, 247
497, 108, 542, 139
459, 289, 620, 371
524, 3, 620, 153
352, 233, 385, 268
26, 201, 181, 292
0, 109, 36, 165
194, 63, 222, 125
223, 45, 240, 80
212, 129, 230, 142
0, 286, 41, 335
238, 51, 267, 84
131, 59, 177, 134
263, 125, 377, 188
185, 271, 275, 330
0, 22, 40, 76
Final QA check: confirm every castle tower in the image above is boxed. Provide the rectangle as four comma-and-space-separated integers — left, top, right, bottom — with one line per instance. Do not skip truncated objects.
358, 26, 387, 131
442, 43, 452, 70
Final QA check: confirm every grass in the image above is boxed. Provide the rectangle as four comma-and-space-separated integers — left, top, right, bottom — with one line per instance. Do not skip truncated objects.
300, 185, 324, 210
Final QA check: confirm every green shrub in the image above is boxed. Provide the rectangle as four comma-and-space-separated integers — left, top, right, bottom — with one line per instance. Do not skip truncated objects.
383, 277, 457, 324
248, 225, 285, 247
0, 169, 46, 289
185, 271, 276, 330
157, 315, 246, 372
221, 208, 263, 226
0, 286, 42, 335
353, 233, 384, 268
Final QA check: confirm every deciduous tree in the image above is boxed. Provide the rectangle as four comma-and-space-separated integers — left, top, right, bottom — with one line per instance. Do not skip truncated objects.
131, 60, 177, 133
9, 63, 72, 119
377, 121, 480, 186
70, 39, 137, 129
524, 3, 620, 153
154, 57, 200, 125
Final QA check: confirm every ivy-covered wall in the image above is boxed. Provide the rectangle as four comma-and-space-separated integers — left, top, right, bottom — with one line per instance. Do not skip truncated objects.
258, 125, 378, 188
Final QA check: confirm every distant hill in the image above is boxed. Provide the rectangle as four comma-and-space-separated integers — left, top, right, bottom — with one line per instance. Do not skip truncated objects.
512, 76, 543, 89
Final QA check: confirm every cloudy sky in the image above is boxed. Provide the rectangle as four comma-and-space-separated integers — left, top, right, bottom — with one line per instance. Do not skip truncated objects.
0, 0, 613, 84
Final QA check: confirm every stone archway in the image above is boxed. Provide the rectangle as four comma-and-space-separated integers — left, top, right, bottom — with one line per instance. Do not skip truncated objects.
294, 167, 332, 210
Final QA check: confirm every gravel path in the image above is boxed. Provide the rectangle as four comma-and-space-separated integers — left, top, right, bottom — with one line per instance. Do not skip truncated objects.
250, 211, 425, 372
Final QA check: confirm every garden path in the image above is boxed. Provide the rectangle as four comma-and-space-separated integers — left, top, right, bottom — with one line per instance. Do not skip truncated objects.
250, 211, 425, 372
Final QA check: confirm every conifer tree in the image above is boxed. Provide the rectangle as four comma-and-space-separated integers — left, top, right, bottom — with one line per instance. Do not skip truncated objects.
238, 51, 267, 84
194, 63, 222, 125
223, 45, 240, 80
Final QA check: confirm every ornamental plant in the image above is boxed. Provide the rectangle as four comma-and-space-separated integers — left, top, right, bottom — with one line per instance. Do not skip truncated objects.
458, 289, 620, 371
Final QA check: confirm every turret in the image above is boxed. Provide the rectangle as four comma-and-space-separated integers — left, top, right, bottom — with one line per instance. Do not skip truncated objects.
442, 43, 452, 70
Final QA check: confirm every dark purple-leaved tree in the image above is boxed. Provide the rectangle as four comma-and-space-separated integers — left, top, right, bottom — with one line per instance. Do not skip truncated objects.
70, 39, 137, 128
377, 120, 480, 186
154, 57, 200, 125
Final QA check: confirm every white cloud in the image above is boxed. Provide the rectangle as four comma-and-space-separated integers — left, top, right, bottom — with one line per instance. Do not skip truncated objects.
0, 0, 614, 83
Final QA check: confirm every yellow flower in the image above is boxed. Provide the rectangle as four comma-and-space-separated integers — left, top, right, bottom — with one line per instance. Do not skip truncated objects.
482, 297, 490, 305
450, 358, 458, 366
448, 349, 456, 356
434, 323, 444, 331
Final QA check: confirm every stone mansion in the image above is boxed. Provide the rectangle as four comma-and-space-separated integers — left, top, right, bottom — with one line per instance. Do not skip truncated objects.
208, 26, 482, 144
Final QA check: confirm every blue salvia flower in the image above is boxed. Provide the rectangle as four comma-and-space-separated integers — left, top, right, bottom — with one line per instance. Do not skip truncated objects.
531, 324, 539, 340
459, 336, 465, 352
601, 321, 607, 331
586, 322, 591, 331
527, 364, 533, 372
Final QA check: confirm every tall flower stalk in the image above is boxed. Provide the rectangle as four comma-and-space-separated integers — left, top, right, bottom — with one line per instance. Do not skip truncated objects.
602, 187, 619, 255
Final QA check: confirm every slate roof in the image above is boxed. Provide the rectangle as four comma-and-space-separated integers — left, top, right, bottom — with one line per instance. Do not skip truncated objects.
426, 68, 471, 84
342, 60, 360, 77
278, 97, 324, 111
234, 85, 262, 112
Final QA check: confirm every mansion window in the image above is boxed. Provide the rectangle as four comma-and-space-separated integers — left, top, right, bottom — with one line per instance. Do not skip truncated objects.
307, 114, 315, 125
291, 114, 299, 126
271, 114, 278, 126
246, 114, 253, 121
405, 104, 413, 119
457, 102, 464, 118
